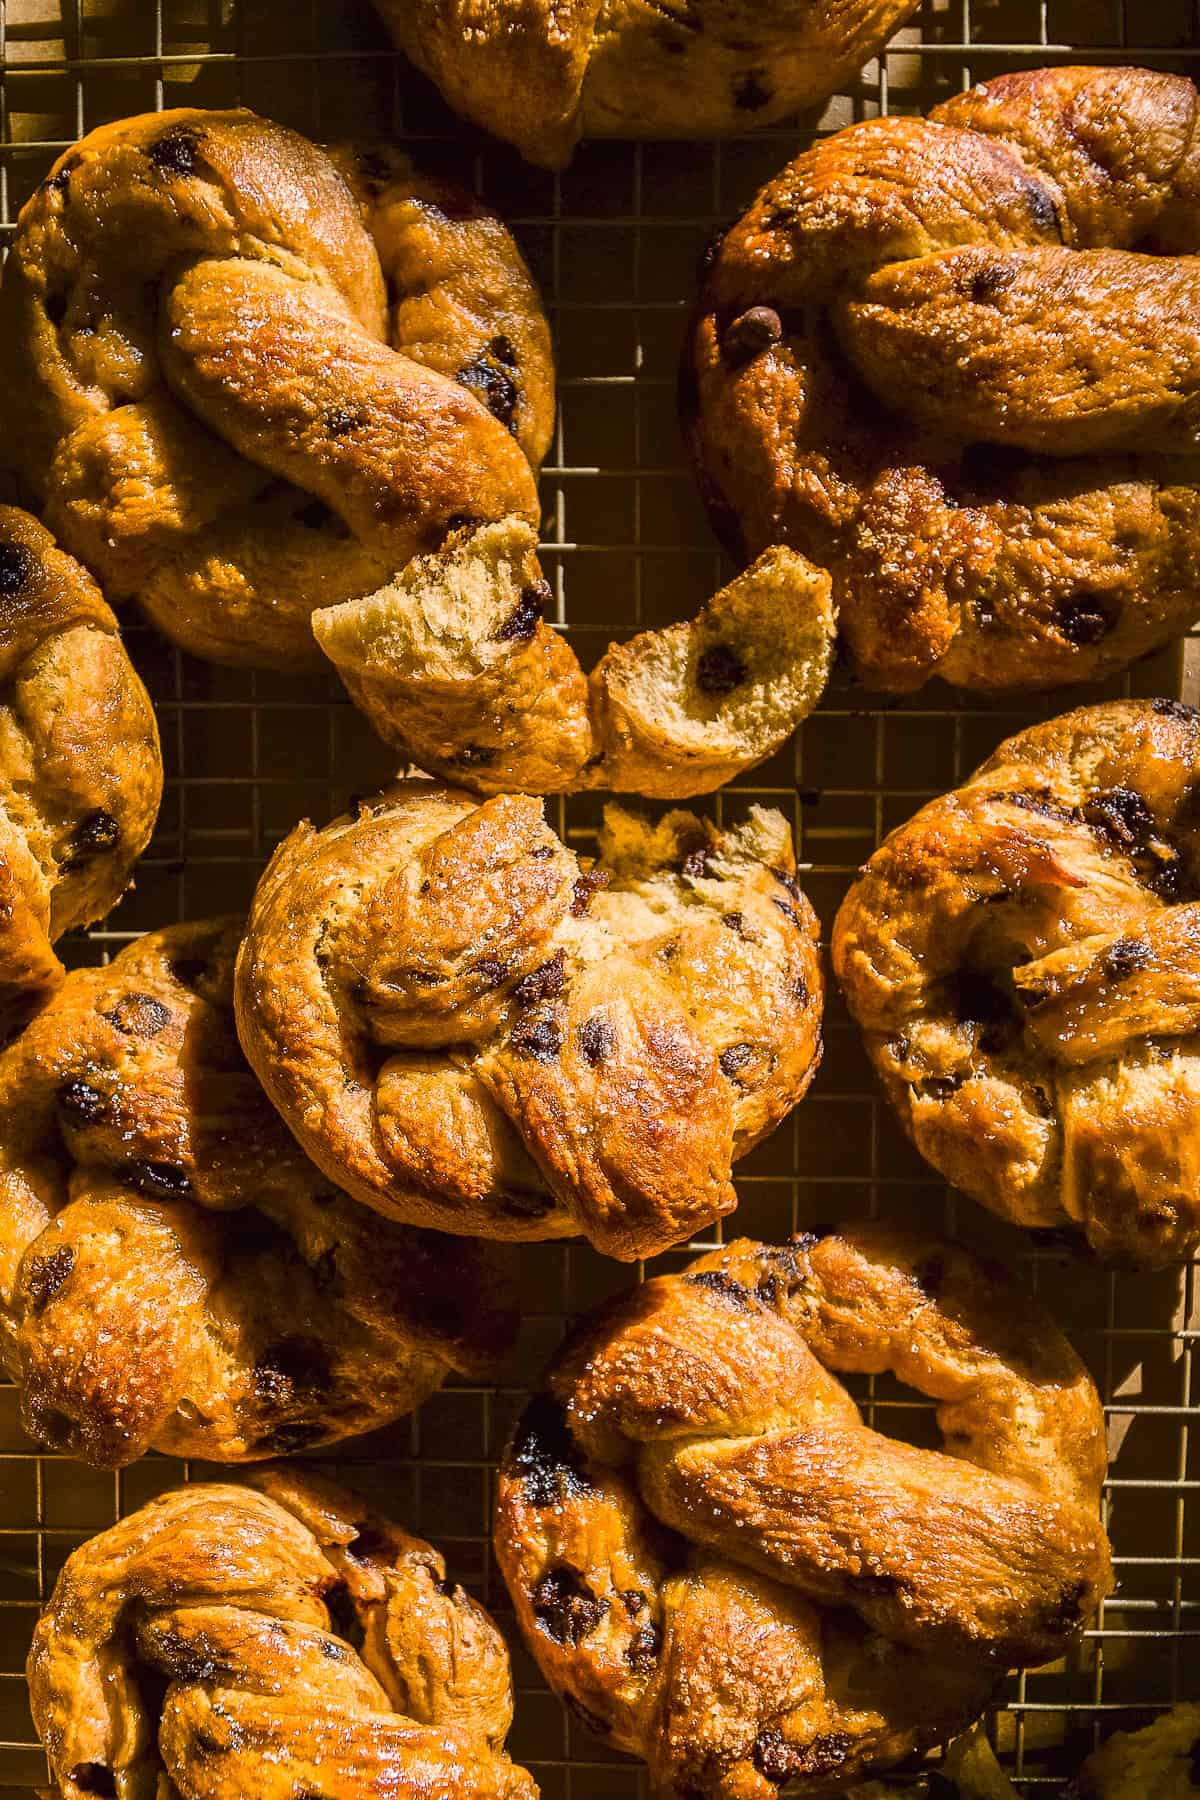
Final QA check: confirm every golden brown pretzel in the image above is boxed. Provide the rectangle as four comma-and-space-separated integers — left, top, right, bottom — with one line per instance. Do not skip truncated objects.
685, 66, 1200, 695
3, 110, 553, 670
833, 699, 1200, 1267
234, 782, 822, 1260
495, 1225, 1111, 1797
29, 1465, 538, 1800
381, 1, 920, 168
0, 506, 160, 1039
0, 917, 516, 1467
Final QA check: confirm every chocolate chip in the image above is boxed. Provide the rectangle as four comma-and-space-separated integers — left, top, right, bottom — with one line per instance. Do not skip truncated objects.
101, 992, 172, 1038
696, 642, 747, 695
626, 1622, 662, 1673
1056, 593, 1116, 646
721, 304, 783, 367
56, 1078, 107, 1123
792, 973, 809, 1007
686, 1269, 753, 1309
752, 1729, 799, 1784
578, 1015, 615, 1065
472, 958, 507, 989
570, 869, 610, 917
147, 1629, 217, 1682
0, 542, 33, 596
68, 1768, 117, 1797
489, 333, 518, 368
1153, 698, 1199, 722
532, 1565, 608, 1646
1024, 178, 1061, 239
510, 1016, 562, 1061
719, 1042, 755, 1080
497, 580, 550, 642
443, 513, 481, 537
773, 899, 801, 928
25, 1245, 75, 1314
513, 952, 565, 1009
149, 127, 200, 176
722, 911, 745, 934
510, 1394, 590, 1506
734, 68, 773, 110
123, 1160, 192, 1199
456, 352, 519, 434
457, 744, 498, 768
62, 810, 121, 870
682, 848, 709, 880
47, 155, 79, 197
773, 867, 802, 902
253, 1337, 332, 1405
326, 406, 362, 435
1102, 936, 1150, 981
1081, 787, 1154, 848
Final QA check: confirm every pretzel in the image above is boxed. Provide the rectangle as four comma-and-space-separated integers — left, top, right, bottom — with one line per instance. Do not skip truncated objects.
496, 1224, 1111, 1797
833, 698, 1200, 1267
29, 1465, 537, 1800
234, 782, 822, 1260
3, 110, 553, 671
686, 66, 1200, 695
0, 917, 516, 1467
0, 506, 160, 1039
379, 1, 920, 168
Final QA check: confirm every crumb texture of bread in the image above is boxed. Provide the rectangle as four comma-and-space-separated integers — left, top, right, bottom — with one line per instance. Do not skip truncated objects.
28, 1467, 538, 1798
495, 1225, 1110, 1795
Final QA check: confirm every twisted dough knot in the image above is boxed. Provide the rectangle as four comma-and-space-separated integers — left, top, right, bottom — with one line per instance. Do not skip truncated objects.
496, 1225, 1111, 1798
29, 1466, 537, 1800
3, 108, 553, 670
834, 699, 1200, 1268
0, 918, 515, 1467
383, 0, 919, 168
687, 66, 1200, 695
0, 507, 160, 1038
234, 783, 822, 1260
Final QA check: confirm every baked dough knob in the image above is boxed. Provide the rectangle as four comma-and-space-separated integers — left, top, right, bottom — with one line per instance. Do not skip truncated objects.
495, 1224, 1112, 1797
686, 65, 1200, 695
27, 1466, 538, 1800
379, 0, 921, 168
2, 111, 553, 670
234, 783, 823, 1260
313, 517, 836, 798
833, 698, 1200, 1267
0, 917, 516, 1468
0, 506, 161, 1040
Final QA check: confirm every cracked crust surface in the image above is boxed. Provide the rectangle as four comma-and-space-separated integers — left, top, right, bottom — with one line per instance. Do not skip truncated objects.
686, 66, 1200, 695
234, 782, 822, 1260
0, 917, 516, 1467
833, 698, 1200, 1266
29, 1466, 538, 1799
495, 1225, 1110, 1796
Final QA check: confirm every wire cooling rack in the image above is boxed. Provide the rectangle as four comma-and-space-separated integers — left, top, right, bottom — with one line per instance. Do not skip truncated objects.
1, 0, 1198, 1791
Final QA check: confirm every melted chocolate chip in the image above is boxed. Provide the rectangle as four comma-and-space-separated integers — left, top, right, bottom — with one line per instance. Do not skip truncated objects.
253, 1336, 332, 1404
578, 1014, 615, 1065
682, 848, 709, 880
101, 992, 172, 1039
443, 513, 481, 538
721, 305, 783, 367
1081, 787, 1154, 848
472, 958, 507, 989
25, 1245, 75, 1314
685, 1269, 753, 1309
62, 810, 122, 871
722, 911, 745, 935
627, 1622, 661, 1672
326, 406, 362, 436
719, 1042, 755, 1080
754, 1729, 851, 1783
149, 1629, 217, 1682
123, 1160, 192, 1199
792, 973, 809, 1007
490, 333, 518, 369
773, 899, 801, 928
149, 127, 200, 176
47, 155, 79, 197
56, 1078, 108, 1123
1024, 178, 1062, 239
497, 580, 550, 642
510, 1394, 590, 1506
1102, 936, 1150, 981
570, 869, 610, 917
734, 68, 773, 110
0, 541, 33, 596
1056, 592, 1117, 646
968, 261, 1016, 304
68, 1767, 117, 1797
510, 1016, 562, 1062
322, 1579, 363, 1646
513, 952, 565, 1009
696, 642, 747, 696
456, 352, 519, 434
773, 867, 802, 902
457, 744, 498, 768
1153, 698, 1199, 722
532, 1565, 608, 1645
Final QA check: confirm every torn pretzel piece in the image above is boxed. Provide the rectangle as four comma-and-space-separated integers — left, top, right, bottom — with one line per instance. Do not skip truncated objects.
313, 518, 835, 798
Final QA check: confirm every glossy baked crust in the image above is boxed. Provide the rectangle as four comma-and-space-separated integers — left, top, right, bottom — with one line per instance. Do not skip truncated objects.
833, 699, 1200, 1267
29, 1465, 537, 1799
0, 918, 516, 1467
2, 110, 553, 670
0, 506, 160, 1038
380, 1, 919, 168
685, 66, 1200, 695
495, 1225, 1111, 1796
234, 782, 823, 1260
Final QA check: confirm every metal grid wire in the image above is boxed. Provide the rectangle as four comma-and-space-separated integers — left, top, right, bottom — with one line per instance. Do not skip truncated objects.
0, 0, 1198, 1790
